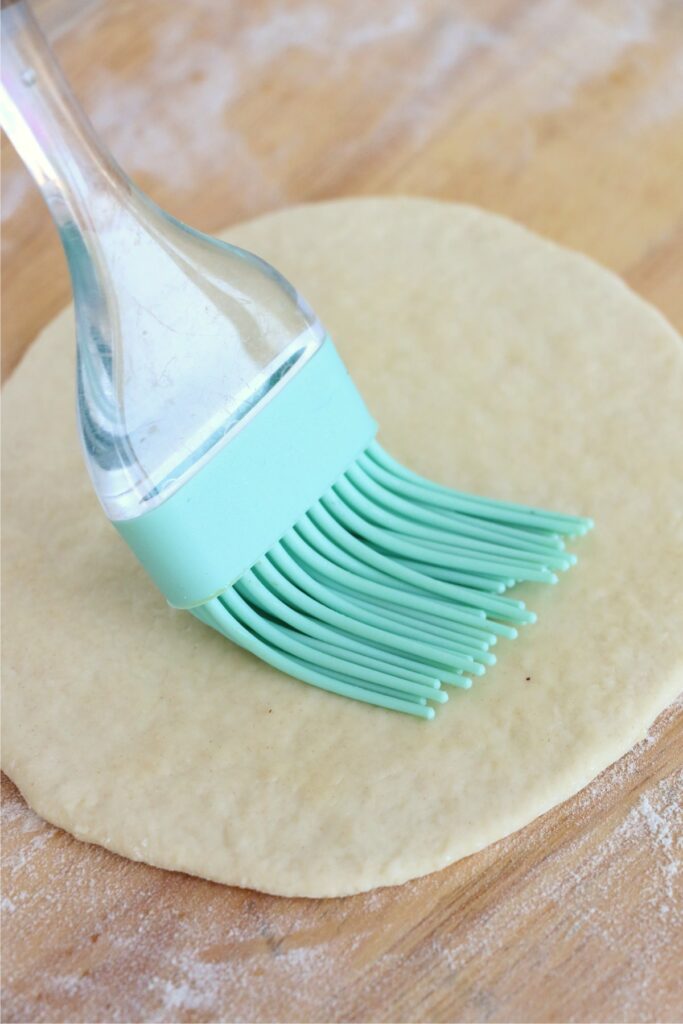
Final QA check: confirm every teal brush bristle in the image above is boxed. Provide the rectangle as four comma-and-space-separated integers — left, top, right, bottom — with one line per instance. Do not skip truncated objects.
191, 441, 593, 719
115, 339, 592, 719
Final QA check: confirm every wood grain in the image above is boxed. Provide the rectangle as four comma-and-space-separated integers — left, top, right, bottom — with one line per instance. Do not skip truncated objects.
2, 1, 682, 1021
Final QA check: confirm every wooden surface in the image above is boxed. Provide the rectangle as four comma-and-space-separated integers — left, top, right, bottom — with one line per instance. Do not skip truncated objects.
1, 1, 682, 1021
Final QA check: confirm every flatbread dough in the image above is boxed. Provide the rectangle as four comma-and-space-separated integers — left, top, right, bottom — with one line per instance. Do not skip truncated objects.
3, 198, 682, 897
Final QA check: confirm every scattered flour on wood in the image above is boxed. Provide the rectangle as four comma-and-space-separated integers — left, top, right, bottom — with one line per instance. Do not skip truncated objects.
2, 697, 680, 1022
1, 0, 673, 226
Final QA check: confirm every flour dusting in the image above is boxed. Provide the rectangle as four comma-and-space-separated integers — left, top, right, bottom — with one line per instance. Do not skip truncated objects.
3, 0, 676, 230
3, 698, 681, 1022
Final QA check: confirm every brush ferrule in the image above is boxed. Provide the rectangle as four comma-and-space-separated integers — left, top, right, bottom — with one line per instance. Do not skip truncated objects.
114, 338, 377, 608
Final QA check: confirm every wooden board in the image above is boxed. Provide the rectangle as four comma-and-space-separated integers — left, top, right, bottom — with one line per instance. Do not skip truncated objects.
2, 1, 682, 1020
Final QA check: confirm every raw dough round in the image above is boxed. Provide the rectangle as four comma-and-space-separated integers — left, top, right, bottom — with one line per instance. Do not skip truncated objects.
3, 198, 682, 897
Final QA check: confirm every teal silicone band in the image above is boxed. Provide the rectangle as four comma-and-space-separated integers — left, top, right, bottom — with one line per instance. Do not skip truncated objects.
114, 338, 377, 608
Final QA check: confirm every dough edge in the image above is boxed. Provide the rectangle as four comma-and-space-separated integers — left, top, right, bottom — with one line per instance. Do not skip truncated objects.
3, 196, 682, 897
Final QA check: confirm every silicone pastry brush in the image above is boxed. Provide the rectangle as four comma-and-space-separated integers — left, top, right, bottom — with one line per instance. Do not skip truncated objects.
1, 1, 593, 719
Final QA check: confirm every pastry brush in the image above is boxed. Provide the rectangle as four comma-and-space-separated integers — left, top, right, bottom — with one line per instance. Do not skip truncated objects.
1, 0, 592, 718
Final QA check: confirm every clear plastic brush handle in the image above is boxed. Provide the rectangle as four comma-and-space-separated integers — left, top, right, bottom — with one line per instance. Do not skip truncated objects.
0, 0, 326, 520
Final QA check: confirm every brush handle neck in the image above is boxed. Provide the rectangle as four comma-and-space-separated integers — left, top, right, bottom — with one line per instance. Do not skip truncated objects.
0, 1, 329, 526
0, 0, 132, 239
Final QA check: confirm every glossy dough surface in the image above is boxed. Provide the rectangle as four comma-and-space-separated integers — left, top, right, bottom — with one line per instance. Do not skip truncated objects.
3, 198, 682, 897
